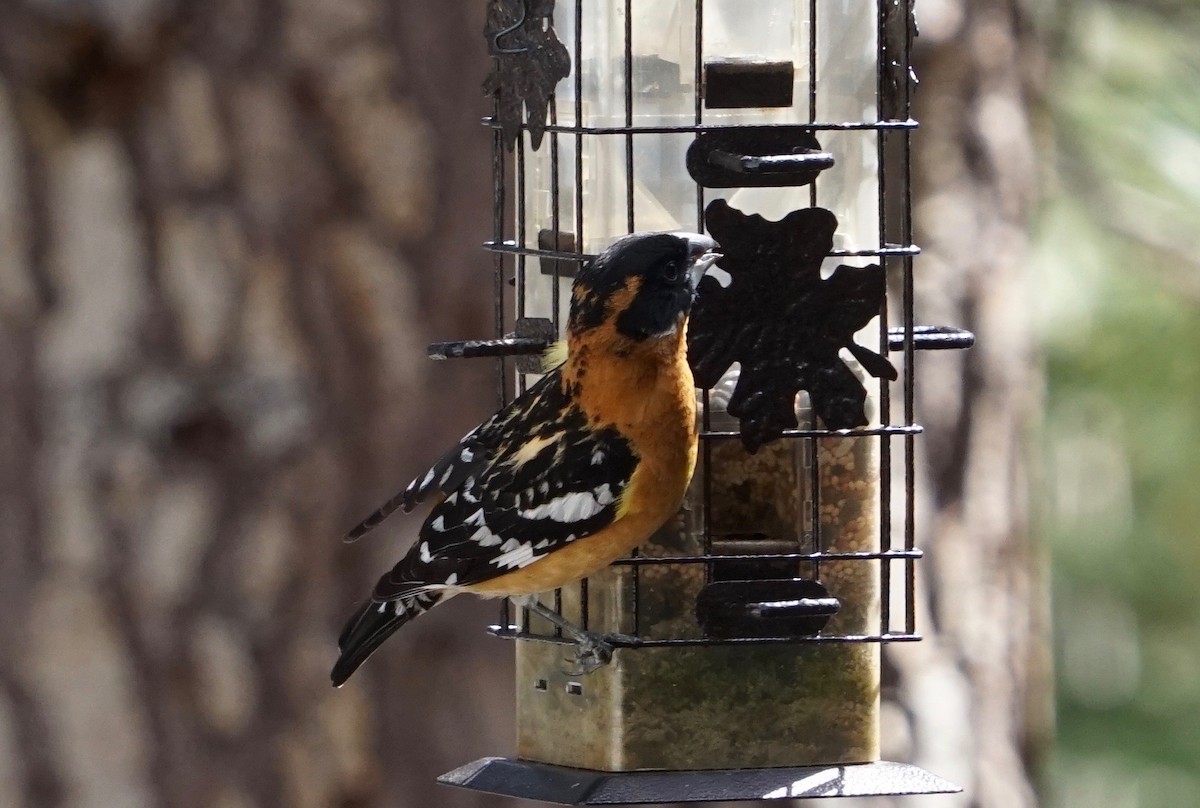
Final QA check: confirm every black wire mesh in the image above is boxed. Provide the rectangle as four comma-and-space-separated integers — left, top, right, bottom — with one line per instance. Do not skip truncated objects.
477, 0, 939, 649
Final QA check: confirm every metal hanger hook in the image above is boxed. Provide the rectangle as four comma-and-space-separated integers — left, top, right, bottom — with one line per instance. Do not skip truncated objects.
491, 0, 530, 55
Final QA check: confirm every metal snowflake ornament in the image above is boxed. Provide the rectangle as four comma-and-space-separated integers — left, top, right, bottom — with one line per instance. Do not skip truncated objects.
483, 0, 571, 151
688, 199, 898, 452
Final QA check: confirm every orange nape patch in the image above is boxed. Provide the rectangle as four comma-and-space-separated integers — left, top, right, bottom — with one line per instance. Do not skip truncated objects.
604, 277, 641, 314
569, 276, 642, 338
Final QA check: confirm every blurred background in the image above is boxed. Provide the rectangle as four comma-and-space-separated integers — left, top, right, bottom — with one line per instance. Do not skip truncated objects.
0, 0, 1194, 807
1033, 1, 1200, 806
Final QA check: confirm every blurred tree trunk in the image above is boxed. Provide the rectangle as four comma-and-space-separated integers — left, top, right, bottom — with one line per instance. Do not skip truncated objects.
0, 2, 521, 808
873, 1, 1050, 807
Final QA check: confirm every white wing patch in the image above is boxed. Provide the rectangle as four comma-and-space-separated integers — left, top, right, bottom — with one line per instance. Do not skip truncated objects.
519, 485, 615, 524
491, 538, 540, 569
470, 524, 501, 547
463, 477, 480, 503
461, 508, 502, 546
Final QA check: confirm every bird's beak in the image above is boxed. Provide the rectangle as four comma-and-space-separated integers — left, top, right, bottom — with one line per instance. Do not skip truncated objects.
673, 232, 721, 292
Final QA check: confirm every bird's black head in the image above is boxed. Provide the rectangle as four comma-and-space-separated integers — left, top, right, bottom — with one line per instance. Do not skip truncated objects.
569, 232, 720, 341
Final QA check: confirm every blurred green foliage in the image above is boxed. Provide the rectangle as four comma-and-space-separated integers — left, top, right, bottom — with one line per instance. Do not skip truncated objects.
1034, 1, 1200, 805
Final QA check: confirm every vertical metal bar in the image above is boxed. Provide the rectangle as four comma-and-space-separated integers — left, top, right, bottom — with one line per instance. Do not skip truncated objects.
901, 0, 918, 637
806, 0, 821, 586
512, 10, 534, 634
694, 2, 712, 586
574, 0, 589, 632
516, 132, 529, 409
492, 96, 512, 634
810, 437, 821, 580
550, 98, 562, 336
574, 0, 585, 252
701, 395, 713, 583
694, 0, 705, 229
875, 0, 893, 636
550, 91, 564, 634
623, 0, 640, 638
516, 136, 528, 327
492, 119, 509, 405
808, 0, 818, 209
629, 564, 640, 638
903, 270, 916, 635
624, 0, 635, 233
808, 0, 818, 123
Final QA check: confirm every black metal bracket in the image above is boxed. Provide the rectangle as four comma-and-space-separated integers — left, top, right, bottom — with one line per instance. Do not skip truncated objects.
687, 127, 833, 188
430, 318, 557, 373
428, 337, 550, 361
696, 579, 840, 639
891, 325, 974, 351
707, 149, 836, 176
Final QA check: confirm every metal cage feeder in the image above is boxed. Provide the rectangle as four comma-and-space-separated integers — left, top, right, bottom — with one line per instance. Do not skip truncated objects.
430, 0, 971, 802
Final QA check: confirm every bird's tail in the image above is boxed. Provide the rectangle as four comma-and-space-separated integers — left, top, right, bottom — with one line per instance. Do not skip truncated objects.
331, 591, 442, 686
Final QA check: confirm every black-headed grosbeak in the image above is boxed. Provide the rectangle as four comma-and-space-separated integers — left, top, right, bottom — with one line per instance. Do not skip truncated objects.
332, 231, 720, 686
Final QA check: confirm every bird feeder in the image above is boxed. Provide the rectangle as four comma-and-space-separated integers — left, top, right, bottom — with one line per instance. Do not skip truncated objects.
430, 0, 973, 802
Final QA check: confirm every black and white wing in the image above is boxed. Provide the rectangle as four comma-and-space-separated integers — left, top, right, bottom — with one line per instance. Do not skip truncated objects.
370, 372, 639, 600
342, 375, 558, 542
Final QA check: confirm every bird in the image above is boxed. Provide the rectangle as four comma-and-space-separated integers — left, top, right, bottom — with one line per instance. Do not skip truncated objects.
331, 231, 721, 687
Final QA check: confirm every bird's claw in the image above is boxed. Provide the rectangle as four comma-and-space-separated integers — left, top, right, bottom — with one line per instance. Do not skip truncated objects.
564, 639, 612, 676
562, 632, 636, 676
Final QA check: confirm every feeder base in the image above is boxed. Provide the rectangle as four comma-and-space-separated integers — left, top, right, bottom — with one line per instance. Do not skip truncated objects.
438, 757, 960, 805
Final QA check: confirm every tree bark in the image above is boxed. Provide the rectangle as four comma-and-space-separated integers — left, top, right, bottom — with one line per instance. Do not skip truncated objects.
0, 2, 522, 807
870, 2, 1050, 806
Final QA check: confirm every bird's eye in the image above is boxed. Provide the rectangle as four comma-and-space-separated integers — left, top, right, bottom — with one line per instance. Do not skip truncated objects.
662, 261, 681, 281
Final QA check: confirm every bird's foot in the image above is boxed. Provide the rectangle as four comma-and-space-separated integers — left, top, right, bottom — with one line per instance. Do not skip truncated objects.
508, 596, 638, 675
563, 631, 637, 676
